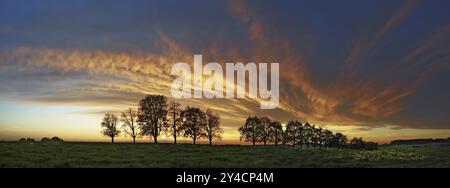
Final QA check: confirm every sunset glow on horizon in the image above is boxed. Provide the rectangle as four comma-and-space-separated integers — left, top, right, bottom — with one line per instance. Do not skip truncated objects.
1, 0, 450, 144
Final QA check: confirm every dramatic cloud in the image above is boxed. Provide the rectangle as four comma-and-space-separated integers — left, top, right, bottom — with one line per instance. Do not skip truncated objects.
226, 0, 450, 129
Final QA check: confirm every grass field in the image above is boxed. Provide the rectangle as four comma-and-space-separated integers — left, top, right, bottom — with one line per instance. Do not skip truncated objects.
0, 141, 449, 168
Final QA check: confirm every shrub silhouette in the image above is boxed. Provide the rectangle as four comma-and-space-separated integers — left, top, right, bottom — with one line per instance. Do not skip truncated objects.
349, 137, 378, 150
19, 138, 35, 143
50, 136, 64, 142
365, 142, 378, 150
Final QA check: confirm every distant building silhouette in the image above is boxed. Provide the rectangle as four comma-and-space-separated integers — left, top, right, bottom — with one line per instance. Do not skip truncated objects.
390, 138, 450, 145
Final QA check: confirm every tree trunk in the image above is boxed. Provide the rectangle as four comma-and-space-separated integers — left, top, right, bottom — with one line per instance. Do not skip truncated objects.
173, 112, 177, 144
193, 133, 196, 145
252, 132, 256, 146
111, 137, 114, 143
131, 127, 136, 144
154, 125, 158, 144
209, 136, 212, 146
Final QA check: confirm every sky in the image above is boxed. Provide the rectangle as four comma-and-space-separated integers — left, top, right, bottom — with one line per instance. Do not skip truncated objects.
0, 0, 450, 144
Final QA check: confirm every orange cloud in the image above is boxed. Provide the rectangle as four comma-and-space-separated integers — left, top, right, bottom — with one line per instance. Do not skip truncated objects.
1, 0, 449, 137
224, 0, 450, 130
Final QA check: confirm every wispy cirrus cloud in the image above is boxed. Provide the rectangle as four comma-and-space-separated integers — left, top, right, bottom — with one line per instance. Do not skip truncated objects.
226, 0, 450, 130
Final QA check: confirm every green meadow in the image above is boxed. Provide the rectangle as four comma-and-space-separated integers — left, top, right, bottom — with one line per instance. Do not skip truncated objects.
0, 141, 449, 168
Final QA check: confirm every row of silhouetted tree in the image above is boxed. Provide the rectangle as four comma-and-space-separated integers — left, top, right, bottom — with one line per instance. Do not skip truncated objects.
100, 95, 223, 145
239, 117, 377, 150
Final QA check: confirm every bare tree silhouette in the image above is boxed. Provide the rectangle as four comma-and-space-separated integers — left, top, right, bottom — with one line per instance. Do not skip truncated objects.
168, 101, 182, 144
101, 113, 120, 143
121, 108, 139, 144
204, 109, 223, 146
